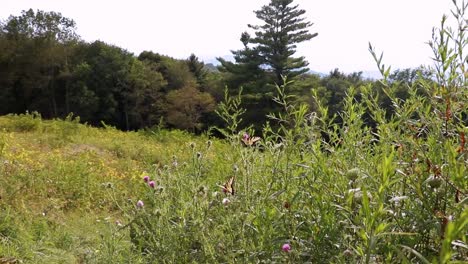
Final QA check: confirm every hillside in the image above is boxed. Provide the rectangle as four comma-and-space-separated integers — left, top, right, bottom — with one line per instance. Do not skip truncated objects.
0, 113, 230, 263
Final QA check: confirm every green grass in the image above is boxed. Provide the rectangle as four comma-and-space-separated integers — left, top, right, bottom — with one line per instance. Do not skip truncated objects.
0, 113, 231, 263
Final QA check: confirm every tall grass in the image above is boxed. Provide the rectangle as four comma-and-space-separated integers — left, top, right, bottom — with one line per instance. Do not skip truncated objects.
123, 2, 467, 262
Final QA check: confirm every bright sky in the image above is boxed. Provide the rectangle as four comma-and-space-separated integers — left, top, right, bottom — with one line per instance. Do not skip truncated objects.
0, 0, 453, 73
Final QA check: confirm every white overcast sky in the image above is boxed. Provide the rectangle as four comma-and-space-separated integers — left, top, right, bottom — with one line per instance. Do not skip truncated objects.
0, 0, 454, 73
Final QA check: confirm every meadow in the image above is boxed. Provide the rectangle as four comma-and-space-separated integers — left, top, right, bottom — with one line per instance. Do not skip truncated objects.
0, 73, 466, 263
0, 2, 467, 263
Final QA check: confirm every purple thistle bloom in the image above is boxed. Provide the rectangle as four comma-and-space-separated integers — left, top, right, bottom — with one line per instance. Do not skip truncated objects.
282, 243, 291, 252
243, 132, 249, 140
148, 181, 155, 188
136, 200, 144, 208
143, 175, 150, 182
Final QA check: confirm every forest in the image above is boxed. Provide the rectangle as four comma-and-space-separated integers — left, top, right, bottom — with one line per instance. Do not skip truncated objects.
0, 4, 436, 133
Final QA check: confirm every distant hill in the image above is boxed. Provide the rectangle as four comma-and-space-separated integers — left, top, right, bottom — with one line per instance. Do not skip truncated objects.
308, 70, 382, 80
308, 70, 327, 77
202, 56, 382, 80
204, 63, 218, 72
361, 71, 382, 80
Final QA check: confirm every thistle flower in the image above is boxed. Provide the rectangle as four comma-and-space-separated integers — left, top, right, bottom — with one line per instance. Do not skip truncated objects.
149, 181, 155, 188
143, 175, 150, 182
222, 198, 230, 206
282, 243, 291, 252
136, 200, 144, 208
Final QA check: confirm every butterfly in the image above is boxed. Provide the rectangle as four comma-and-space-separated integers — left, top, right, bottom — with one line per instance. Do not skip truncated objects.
241, 133, 261, 146
220, 176, 235, 195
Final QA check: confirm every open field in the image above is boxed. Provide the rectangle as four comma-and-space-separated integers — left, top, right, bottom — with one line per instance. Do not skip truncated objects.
0, 86, 466, 263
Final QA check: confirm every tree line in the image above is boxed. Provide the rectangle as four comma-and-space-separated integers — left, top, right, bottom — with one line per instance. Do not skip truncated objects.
0, 0, 434, 133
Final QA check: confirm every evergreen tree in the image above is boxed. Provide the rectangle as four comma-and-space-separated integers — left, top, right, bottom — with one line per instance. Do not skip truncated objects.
219, 0, 317, 88
250, 0, 317, 85
186, 53, 207, 88
217, 32, 269, 94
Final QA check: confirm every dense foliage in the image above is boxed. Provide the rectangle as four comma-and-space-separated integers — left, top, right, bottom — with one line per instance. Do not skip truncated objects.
0, 11, 217, 132
0, 1, 440, 134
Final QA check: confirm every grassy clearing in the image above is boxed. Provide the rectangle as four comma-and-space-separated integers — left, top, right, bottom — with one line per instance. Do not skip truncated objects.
0, 113, 229, 263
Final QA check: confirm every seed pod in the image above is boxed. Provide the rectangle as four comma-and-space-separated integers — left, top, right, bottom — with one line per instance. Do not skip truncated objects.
352, 190, 372, 204
426, 174, 442, 189
346, 168, 360, 181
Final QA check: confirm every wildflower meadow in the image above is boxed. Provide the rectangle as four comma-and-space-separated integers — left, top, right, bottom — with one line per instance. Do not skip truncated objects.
0, 1, 467, 263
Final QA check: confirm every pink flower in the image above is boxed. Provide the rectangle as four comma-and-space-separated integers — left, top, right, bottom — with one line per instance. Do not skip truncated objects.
136, 200, 144, 208
243, 132, 249, 140
148, 181, 155, 188
143, 175, 150, 182
222, 198, 230, 206
282, 243, 291, 252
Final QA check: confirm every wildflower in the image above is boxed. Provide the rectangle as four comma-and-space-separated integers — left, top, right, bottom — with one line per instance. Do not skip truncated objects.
143, 175, 150, 182
206, 140, 212, 148
282, 243, 291, 252
243, 132, 249, 141
149, 181, 156, 188
222, 198, 230, 206
196, 152, 202, 159
136, 200, 144, 208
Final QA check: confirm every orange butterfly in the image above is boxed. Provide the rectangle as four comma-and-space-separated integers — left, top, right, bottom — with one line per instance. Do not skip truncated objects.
220, 176, 235, 195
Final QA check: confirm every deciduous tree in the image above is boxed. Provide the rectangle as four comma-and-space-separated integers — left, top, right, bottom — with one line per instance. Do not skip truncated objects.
165, 84, 216, 131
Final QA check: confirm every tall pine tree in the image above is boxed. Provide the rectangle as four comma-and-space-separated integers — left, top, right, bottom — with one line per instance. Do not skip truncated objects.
218, 32, 269, 94
219, 0, 317, 88
250, 0, 317, 85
